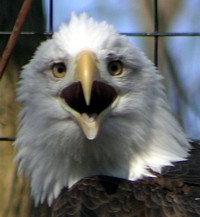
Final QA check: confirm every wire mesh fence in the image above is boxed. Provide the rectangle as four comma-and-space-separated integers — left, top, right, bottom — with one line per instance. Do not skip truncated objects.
0, 0, 199, 142
0, 1, 200, 138
0, 1, 200, 216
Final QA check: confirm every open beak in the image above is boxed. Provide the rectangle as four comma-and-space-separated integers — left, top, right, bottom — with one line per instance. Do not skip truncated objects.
60, 51, 119, 140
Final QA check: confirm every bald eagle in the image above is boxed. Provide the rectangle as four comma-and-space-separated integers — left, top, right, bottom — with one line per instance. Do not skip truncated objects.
15, 14, 200, 217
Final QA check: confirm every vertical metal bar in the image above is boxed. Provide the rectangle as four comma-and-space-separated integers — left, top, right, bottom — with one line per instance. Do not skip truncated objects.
49, 0, 53, 34
0, 0, 33, 79
154, 0, 159, 67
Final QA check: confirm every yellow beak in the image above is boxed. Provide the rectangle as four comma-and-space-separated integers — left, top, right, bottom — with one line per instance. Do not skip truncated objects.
72, 51, 100, 139
75, 51, 100, 105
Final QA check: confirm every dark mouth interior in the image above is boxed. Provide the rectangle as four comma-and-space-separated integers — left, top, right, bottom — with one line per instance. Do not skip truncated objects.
60, 81, 117, 115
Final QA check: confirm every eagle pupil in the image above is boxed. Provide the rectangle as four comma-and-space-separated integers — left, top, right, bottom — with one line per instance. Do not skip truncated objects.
57, 64, 65, 73
111, 64, 118, 72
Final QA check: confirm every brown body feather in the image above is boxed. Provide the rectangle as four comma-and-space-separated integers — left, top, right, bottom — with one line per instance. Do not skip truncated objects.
32, 141, 200, 217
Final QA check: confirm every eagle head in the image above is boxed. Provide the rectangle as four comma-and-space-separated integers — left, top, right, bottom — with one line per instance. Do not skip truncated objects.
15, 13, 190, 205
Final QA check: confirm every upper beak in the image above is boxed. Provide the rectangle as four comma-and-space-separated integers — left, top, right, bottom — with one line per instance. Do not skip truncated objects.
75, 51, 100, 105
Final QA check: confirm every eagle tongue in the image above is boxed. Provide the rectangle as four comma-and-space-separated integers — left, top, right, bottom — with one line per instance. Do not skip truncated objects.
82, 113, 97, 123
79, 112, 99, 140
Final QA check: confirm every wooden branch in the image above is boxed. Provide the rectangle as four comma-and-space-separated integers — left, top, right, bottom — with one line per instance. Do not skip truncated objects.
0, 0, 33, 80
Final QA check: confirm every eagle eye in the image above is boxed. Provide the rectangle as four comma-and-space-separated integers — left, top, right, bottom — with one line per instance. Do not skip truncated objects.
52, 62, 67, 78
108, 61, 123, 76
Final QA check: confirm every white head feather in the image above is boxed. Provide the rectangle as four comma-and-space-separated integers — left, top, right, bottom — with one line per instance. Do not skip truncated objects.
15, 13, 190, 205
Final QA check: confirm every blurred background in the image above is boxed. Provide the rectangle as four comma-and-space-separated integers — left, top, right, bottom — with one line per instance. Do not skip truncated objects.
0, 0, 200, 216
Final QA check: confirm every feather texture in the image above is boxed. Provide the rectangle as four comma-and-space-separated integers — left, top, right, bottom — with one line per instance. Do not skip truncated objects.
31, 141, 200, 217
